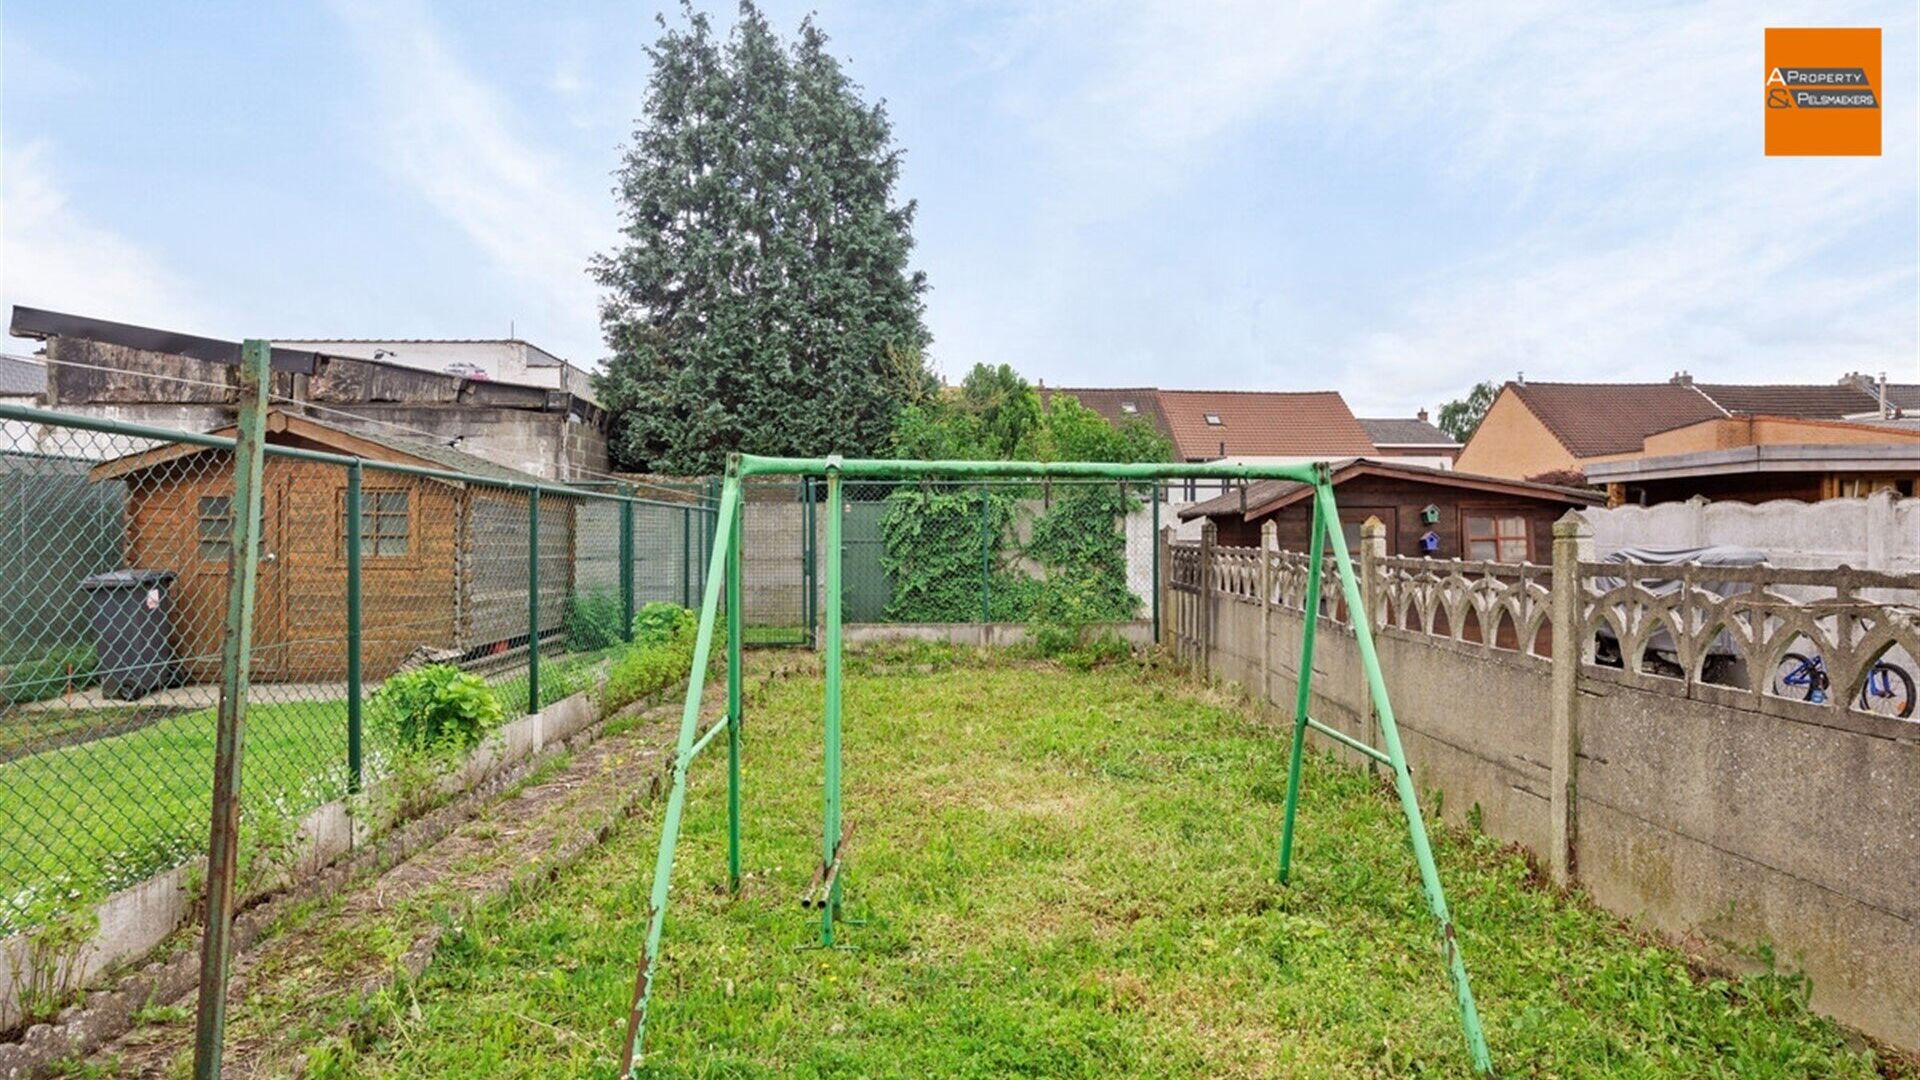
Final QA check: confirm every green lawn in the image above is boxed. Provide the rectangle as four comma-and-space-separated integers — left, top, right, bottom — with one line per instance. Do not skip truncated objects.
333, 652, 1896, 1079
0, 648, 615, 934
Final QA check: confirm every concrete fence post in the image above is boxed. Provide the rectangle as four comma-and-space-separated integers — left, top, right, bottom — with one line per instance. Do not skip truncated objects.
1548, 510, 1594, 887
1199, 520, 1216, 678
1259, 519, 1276, 707
1359, 516, 1387, 769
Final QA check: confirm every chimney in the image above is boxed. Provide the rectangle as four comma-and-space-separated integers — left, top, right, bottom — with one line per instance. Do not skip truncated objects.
1416, 408, 1430, 423
1516, 370, 1525, 386
1669, 370, 1693, 386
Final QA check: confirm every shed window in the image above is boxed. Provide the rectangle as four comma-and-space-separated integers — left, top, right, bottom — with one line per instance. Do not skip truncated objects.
1465, 514, 1528, 562
198, 496, 232, 561
353, 489, 411, 557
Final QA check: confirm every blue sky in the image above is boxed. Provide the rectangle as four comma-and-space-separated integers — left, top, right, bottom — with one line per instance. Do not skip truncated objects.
3, 1, 1915, 415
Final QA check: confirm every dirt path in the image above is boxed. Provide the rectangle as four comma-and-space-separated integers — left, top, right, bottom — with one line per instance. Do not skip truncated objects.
74, 657, 796, 1079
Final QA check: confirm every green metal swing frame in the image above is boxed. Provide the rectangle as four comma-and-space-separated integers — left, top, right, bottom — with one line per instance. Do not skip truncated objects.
618, 453, 1494, 1076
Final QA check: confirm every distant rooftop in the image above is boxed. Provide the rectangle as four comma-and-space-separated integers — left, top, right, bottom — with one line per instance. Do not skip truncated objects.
1357, 416, 1457, 447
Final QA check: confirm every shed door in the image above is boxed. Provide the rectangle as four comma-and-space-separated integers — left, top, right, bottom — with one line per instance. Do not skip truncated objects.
194, 478, 287, 680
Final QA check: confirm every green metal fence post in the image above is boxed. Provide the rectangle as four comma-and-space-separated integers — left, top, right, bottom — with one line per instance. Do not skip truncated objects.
1316, 480, 1492, 1074
620, 497, 636, 642
682, 505, 692, 608
620, 465, 742, 1075
726, 490, 743, 892
345, 460, 364, 795
528, 489, 541, 714
803, 477, 817, 648
821, 465, 845, 945
1277, 487, 1326, 884
978, 482, 991, 626
191, 337, 272, 1080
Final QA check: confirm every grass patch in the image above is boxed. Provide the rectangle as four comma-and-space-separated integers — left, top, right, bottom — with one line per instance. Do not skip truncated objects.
0, 650, 617, 934
338, 658, 1895, 1078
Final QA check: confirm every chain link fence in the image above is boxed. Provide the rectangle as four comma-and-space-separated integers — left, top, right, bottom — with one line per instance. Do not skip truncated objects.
733, 477, 1166, 638
0, 409, 714, 941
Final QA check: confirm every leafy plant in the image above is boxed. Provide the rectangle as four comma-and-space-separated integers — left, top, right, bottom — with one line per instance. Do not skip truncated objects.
2, 644, 98, 704
562, 590, 624, 653
633, 601, 694, 648
603, 604, 702, 713
370, 664, 504, 755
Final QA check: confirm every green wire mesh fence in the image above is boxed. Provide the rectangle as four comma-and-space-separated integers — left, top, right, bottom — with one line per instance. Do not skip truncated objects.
0, 408, 715, 940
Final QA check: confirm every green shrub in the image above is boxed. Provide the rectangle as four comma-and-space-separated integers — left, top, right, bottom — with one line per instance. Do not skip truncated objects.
562, 590, 625, 653
370, 664, 504, 754
1, 645, 98, 705
603, 604, 701, 713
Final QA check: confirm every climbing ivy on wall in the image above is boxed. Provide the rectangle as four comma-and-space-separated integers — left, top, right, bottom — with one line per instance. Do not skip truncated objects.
874, 365, 1171, 626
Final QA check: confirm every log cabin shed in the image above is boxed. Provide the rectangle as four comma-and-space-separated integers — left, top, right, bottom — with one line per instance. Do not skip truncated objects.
1178, 458, 1602, 562
89, 410, 574, 682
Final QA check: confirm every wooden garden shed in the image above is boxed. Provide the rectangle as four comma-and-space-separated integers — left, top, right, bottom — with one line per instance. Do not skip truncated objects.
89, 410, 574, 683
1178, 458, 1601, 562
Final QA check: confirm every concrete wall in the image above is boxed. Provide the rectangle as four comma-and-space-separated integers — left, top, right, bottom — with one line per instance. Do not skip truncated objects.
1173, 549, 1920, 1052
1585, 490, 1920, 572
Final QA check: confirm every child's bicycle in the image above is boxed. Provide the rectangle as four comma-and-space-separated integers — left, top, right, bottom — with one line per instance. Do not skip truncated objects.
1771, 652, 1915, 718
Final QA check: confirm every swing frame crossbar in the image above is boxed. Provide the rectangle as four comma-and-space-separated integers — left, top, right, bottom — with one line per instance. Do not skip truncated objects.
617, 453, 1494, 1076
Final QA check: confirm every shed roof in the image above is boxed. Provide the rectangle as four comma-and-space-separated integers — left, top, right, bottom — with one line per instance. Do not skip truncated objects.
1177, 457, 1601, 522
90, 409, 549, 487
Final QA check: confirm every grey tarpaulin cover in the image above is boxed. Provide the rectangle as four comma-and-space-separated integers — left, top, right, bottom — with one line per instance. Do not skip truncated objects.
1592, 546, 1769, 659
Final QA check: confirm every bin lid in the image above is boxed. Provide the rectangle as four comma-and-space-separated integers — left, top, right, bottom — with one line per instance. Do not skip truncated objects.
79, 569, 178, 590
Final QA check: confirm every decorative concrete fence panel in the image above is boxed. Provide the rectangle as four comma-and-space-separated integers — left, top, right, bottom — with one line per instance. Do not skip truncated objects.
1162, 515, 1920, 1053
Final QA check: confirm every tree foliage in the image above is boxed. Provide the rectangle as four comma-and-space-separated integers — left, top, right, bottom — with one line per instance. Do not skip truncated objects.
1437, 380, 1499, 443
592, 1, 933, 474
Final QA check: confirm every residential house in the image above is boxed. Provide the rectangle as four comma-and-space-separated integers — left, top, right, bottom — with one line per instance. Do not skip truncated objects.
1043, 386, 1377, 500
1178, 457, 1600, 563
1455, 372, 1919, 481
1585, 414, 1920, 504
1356, 411, 1460, 469
8, 307, 609, 482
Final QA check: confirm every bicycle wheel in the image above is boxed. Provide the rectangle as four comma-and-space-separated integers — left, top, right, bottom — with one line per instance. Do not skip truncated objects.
1859, 662, 1916, 719
1770, 652, 1818, 701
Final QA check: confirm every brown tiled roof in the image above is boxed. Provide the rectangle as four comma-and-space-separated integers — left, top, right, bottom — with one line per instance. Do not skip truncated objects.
1154, 389, 1374, 460
1696, 383, 1883, 419
1177, 458, 1602, 522
1509, 382, 1724, 457
1042, 387, 1171, 441
1357, 417, 1458, 446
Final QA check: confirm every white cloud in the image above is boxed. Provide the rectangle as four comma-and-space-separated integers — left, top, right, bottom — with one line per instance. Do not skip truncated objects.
327, 0, 609, 361
1, 140, 223, 347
